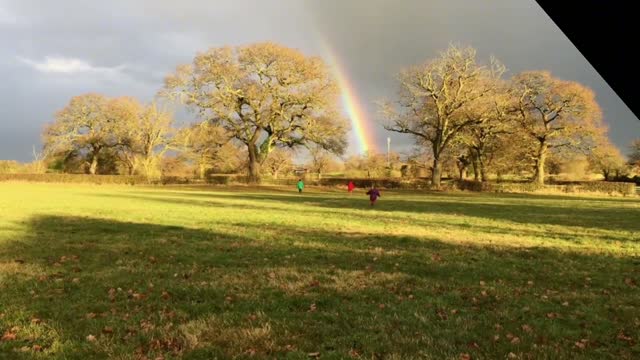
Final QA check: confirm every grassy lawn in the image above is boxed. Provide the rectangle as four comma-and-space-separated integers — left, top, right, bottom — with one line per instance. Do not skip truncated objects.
0, 182, 639, 359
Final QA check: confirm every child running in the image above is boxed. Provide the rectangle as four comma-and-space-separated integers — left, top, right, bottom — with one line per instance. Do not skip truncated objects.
366, 186, 381, 207
347, 180, 355, 194
297, 178, 304, 193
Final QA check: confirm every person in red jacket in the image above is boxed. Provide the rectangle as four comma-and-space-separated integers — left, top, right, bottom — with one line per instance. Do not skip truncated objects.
347, 180, 355, 194
366, 186, 381, 206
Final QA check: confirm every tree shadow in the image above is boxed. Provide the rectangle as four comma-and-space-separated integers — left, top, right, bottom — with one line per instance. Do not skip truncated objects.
1, 215, 638, 359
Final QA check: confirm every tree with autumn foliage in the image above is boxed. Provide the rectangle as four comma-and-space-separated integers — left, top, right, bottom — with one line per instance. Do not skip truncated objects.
43, 93, 123, 175
262, 147, 294, 179
162, 42, 349, 183
587, 140, 627, 180
381, 44, 506, 186
116, 100, 175, 179
174, 122, 242, 179
509, 71, 605, 184
458, 81, 514, 182
628, 139, 640, 169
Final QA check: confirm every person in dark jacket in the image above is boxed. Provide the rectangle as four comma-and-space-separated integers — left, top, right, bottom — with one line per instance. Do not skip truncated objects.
366, 186, 381, 206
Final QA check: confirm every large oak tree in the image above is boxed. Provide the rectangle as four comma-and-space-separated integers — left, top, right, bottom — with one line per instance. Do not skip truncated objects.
162, 42, 349, 183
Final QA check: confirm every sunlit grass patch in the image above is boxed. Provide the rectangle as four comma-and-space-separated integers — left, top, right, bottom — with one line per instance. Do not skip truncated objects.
0, 183, 638, 359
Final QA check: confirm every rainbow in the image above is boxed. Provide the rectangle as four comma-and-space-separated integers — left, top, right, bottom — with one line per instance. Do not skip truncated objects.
317, 38, 377, 155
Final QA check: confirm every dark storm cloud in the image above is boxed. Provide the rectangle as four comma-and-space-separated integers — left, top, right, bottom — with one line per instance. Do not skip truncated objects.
0, 0, 638, 161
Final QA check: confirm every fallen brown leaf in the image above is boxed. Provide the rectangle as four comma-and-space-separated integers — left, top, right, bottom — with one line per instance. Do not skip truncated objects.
32, 345, 43, 352
1, 331, 16, 341
102, 327, 113, 334
308, 352, 320, 358
459, 353, 471, 360
86, 334, 96, 342
617, 331, 632, 342
546, 312, 559, 319
108, 288, 116, 301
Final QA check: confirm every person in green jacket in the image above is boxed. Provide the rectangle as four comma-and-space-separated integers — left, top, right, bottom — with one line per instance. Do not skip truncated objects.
297, 178, 304, 193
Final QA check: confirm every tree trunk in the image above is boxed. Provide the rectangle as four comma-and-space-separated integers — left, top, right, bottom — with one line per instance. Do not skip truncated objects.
533, 143, 547, 185
431, 157, 443, 187
89, 155, 98, 175
602, 170, 610, 181
199, 161, 207, 179
479, 156, 487, 182
471, 156, 479, 181
247, 145, 261, 183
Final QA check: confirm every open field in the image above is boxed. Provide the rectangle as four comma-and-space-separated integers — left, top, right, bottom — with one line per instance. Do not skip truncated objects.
0, 183, 639, 359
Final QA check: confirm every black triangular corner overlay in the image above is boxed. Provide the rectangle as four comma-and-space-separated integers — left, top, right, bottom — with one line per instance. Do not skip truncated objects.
534, 1, 638, 120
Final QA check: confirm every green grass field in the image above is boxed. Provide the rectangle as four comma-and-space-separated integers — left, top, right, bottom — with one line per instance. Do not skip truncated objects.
0, 183, 639, 359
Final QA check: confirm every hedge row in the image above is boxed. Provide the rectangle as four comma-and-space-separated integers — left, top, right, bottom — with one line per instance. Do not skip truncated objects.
1, 173, 636, 196
0, 173, 148, 185
455, 179, 636, 195
316, 177, 432, 189
578, 181, 636, 195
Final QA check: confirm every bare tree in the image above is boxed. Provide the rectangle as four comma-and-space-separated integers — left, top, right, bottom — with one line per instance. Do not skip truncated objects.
381, 44, 504, 186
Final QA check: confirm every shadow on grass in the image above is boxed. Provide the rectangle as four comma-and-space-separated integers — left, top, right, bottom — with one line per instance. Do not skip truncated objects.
175, 191, 640, 233
90, 189, 640, 236
1, 215, 639, 359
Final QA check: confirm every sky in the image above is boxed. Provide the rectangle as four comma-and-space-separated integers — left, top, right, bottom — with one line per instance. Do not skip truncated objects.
1, 0, 638, 161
